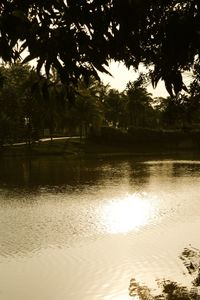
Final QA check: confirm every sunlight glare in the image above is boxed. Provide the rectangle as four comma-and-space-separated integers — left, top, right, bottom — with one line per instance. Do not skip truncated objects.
101, 193, 155, 234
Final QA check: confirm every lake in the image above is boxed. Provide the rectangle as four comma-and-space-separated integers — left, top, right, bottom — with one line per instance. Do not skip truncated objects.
0, 155, 200, 300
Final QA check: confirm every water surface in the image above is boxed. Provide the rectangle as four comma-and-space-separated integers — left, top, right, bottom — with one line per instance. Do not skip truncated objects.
0, 156, 200, 300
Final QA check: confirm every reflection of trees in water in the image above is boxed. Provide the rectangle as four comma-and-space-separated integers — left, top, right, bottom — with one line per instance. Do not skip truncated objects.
128, 162, 151, 188
2, 157, 200, 194
129, 246, 200, 300
0, 157, 108, 187
6, 157, 200, 188
0, 157, 152, 188
172, 163, 200, 178
0, 158, 33, 186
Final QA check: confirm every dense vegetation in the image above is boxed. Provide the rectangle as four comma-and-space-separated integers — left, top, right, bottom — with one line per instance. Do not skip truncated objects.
0, 63, 200, 146
0, 1, 200, 96
1, 1, 200, 147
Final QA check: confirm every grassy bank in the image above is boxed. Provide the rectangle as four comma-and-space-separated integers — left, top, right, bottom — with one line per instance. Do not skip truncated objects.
0, 138, 137, 158
1, 128, 200, 158
0, 138, 79, 157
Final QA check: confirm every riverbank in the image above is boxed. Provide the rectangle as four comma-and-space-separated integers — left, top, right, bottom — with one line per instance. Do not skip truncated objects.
1, 132, 200, 159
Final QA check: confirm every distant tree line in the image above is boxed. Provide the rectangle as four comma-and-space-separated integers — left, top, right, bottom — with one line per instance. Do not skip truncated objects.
0, 63, 200, 145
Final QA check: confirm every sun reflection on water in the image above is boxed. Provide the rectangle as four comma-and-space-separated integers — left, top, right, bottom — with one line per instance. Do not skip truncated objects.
101, 193, 155, 234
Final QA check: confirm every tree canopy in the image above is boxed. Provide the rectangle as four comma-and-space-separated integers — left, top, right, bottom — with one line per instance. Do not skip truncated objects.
0, 1, 200, 95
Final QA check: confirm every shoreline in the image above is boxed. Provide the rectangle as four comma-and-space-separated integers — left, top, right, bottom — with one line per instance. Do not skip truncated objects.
1, 138, 200, 161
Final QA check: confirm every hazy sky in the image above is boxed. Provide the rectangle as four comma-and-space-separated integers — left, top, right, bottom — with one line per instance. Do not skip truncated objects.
100, 61, 192, 98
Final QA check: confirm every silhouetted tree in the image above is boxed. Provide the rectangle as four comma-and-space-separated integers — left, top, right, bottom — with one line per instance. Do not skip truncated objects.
64, 77, 104, 139
125, 77, 153, 128
0, 1, 199, 95
0, 63, 33, 143
103, 89, 128, 128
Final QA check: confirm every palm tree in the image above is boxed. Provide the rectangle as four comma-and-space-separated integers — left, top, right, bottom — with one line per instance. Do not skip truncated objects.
125, 78, 153, 128
64, 77, 104, 140
103, 89, 128, 129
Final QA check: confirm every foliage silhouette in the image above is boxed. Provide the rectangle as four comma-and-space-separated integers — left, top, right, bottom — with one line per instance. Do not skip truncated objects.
125, 77, 153, 128
129, 246, 200, 300
1, 63, 200, 144
0, 1, 200, 94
